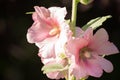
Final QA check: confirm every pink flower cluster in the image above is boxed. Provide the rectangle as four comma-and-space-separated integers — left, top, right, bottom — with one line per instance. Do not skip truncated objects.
27, 6, 119, 80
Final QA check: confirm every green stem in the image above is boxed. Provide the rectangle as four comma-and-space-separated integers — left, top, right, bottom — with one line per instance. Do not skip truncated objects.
66, 0, 79, 80
71, 0, 78, 36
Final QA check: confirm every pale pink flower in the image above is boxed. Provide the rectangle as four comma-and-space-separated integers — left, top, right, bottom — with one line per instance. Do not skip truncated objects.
37, 27, 71, 80
37, 24, 72, 79
27, 6, 67, 43
66, 28, 119, 79
26, 7, 72, 79
26, 6, 71, 63
36, 22, 71, 64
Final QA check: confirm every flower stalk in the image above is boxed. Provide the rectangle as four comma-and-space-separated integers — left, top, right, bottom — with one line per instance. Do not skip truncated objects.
71, 0, 79, 36
70, 0, 87, 80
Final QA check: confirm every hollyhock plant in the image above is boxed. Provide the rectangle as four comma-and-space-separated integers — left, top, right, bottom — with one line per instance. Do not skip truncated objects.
26, 0, 119, 80
66, 27, 119, 79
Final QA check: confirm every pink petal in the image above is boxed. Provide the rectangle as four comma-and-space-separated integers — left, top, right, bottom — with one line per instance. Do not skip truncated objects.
89, 28, 108, 50
89, 28, 119, 55
95, 55, 113, 73
96, 41, 119, 55
94, 28, 109, 42
48, 7, 67, 23
32, 12, 38, 21
37, 42, 55, 58
41, 57, 55, 64
85, 59, 103, 77
69, 60, 88, 79
46, 71, 65, 79
82, 28, 93, 42
75, 27, 84, 37
26, 22, 51, 43
36, 37, 57, 59
46, 72, 59, 79
34, 6, 50, 19
66, 38, 88, 59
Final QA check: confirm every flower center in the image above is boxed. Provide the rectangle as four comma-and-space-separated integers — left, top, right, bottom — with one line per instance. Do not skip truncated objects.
49, 27, 60, 36
79, 47, 92, 59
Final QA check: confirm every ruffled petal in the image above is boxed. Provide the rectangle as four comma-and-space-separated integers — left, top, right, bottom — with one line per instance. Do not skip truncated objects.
82, 28, 93, 42
75, 27, 84, 37
69, 58, 88, 79
26, 22, 51, 43
89, 28, 108, 50
34, 6, 50, 19
89, 28, 119, 55
48, 7, 67, 23
36, 37, 57, 59
96, 41, 119, 55
95, 55, 113, 73
85, 58, 103, 77
46, 71, 65, 79
94, 28, 109, 41
32, 12, 38, 21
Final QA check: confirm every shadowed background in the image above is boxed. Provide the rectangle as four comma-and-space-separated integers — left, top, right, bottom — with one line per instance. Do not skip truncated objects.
0, 0, 120, 80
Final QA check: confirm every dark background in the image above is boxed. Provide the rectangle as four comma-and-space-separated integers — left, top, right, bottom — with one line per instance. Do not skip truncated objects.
0, 0, 120, 80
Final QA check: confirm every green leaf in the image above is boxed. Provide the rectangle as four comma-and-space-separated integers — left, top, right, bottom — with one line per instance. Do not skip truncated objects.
41, 63, 68, 74
82, 15, 112, 30
79, 0, 93, 5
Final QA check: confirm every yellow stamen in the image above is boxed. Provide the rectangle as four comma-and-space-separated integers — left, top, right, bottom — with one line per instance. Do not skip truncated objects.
84, 51, 91, 58
49, 27, 60, 36
80, 47, 92, 59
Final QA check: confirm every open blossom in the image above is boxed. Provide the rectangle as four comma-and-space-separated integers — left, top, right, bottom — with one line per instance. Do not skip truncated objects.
26, 6, 72, 79
37, 27, 72, 64
27, 6, 68, 43
37, 26, 72, 79
26, 6, 71, 60
66, 28, 119, 79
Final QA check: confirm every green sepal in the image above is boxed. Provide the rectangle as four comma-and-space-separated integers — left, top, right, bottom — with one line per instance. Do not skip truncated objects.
41, 63, 68, 74
66, 19, 70, 24
25, 12, 34, 14
82, 15, 112, 30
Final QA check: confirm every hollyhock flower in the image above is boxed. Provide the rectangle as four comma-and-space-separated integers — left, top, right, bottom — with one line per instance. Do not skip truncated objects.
36, 23, 72, 79
66, 28, 119, 79
36, 22, 72, 64
27, 6, 67, 43
37, 27, 71, 80
27, 7, 72, 80
26, 6, 71, 63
